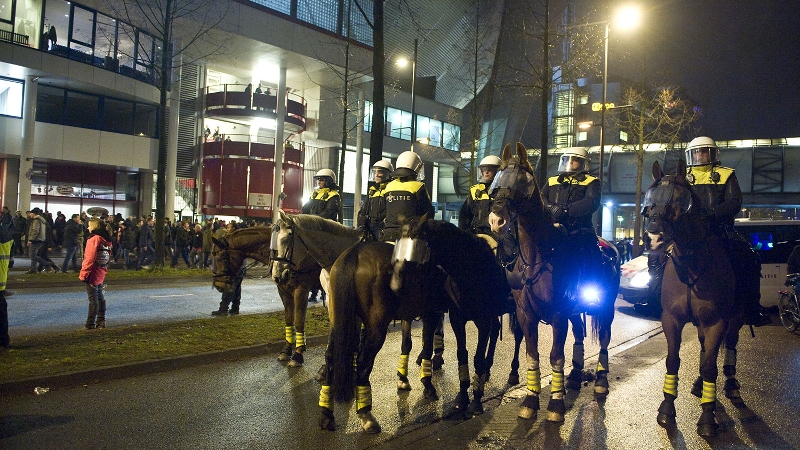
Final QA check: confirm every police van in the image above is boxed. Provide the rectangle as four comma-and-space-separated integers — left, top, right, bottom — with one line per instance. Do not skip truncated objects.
619, 218, 800, 313
735, 219, 800, 307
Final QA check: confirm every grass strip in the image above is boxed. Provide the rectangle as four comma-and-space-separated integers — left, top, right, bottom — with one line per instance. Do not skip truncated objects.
0, 307, 330, 383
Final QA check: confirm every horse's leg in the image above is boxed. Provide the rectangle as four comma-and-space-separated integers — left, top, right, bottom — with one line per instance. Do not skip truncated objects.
449, 310, 471, 412
546, 314, 569, 423
288, 283, 310, 367
418, 312, 439, 401
696, 320, 727, 437
417, 312, 445, 370
657, 315, 685, 428
593, 310, 613, 398
354, 322, 391, 434
397, 320, 413, 391
518, 309, 541, 420
723, 318, 744, 406
482, 315, 502, 383
277, 285, 295, 362
318, 337, 336, 431
467, 316, 496, 416
508, 313, 523, 386
566, 314, 585, 392
690, 328, 707, 398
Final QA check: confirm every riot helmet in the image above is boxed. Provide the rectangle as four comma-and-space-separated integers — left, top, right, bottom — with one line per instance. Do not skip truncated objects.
557, 147, 589, 173
392, 151, 425, 181
314, 168, 337, 186
478, 155, 502, 183
685, 136, 719, 166
371, 160, 394, 181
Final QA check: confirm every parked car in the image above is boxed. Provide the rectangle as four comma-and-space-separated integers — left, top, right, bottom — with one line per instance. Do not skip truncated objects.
618, 219, 800, 317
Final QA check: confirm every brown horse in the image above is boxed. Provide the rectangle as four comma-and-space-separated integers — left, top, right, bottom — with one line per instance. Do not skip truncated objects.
211, 227, 321, 367
642, 159, 745, 437
488, 142, 619, 423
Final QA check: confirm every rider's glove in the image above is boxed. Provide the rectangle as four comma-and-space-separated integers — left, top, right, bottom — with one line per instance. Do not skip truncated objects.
549, 203, 566, 221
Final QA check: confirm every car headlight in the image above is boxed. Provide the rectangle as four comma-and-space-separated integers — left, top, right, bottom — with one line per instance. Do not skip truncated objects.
630, 271, 651, 289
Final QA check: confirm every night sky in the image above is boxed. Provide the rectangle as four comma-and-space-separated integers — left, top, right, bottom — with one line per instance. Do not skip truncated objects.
612, 0, 800, 140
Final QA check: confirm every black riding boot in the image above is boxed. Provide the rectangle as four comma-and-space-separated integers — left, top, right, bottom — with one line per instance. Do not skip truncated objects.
647, 252, 665, 307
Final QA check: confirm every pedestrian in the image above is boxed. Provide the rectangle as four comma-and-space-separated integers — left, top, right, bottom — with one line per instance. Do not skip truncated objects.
136, 218, 154, 269
188, 224, 204, 268
61, 214, 82, 272
26, 208, 59, 274
0, 224, 12, 348
12, 211, 26, 255
201, 222, 214, 269
0, 206, 12, 229
80, 218, 112, 329
171, 220, 191, 268
212, 222, 243, 316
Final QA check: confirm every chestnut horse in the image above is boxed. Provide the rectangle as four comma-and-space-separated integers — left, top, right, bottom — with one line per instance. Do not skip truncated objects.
642, 159, 745, 437
488, 142, 619, 423
211, 227, 321, 367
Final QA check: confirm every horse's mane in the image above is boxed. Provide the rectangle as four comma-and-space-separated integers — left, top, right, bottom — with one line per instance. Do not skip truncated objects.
293, 214, 359, 238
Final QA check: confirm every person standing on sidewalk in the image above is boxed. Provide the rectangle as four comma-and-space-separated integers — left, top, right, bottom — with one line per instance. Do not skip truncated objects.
212, 222, 243, 316
0, 224, 12, 347
80, 218, 112, 329
26, 208, 59, 274
61, 214, 82, 273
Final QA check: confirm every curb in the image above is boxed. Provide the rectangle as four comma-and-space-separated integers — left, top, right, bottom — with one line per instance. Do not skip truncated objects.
0, 334, 329, 397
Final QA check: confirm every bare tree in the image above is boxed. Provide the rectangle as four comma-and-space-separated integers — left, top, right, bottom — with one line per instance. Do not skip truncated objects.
614, 84, 701, 254
102, 0, 229, 268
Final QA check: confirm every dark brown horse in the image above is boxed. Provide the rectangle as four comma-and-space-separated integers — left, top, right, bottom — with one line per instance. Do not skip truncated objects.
488, 142, 619, 423
642, 159, 746, 437
211, 227, 321, 367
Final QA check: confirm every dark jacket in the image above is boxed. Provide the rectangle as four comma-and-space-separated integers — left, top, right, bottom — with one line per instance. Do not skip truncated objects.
686, 164, 741, 231
174, 226, 191, 247
459, 181, 494, 235
382, 178, 434, 241
63, 219, 82, 247
302, 187, 341, 221
357, 182, 389, 240
542, 172, 600, 232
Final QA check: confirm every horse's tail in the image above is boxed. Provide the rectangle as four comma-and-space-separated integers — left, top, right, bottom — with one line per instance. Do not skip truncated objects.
329, 244, 361, 404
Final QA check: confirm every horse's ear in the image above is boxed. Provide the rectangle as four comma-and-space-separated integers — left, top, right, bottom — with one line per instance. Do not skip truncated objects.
500, 144, 511, 162
675, 159, 687, 182
516, 142, 532, 170
651, 161, 664, 181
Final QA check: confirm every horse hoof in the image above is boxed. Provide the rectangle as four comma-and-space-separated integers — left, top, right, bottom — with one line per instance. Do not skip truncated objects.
594, 373, 609, 398
507, 373, 520, 386
421, 377, 439, 401
518, 407, 537, 420
691, 376, 703, 398
319, 408, 337, 431
453, 392, 469, 412
468, 399, 484, 416
518, 394, 540, 420
565, 369, 583, 391
277, 352, 291, 362
546, 397, 566, 423
697, 423, 719, 437
657, 398, 677, 426
397, 379, 412, 391
432, 353, 444, 371
287, 352, 304, 368
358, 411, 382, 434
724, 378, 743, 405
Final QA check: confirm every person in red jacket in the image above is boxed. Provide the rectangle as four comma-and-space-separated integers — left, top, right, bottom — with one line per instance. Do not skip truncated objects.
80, 218, 112, 329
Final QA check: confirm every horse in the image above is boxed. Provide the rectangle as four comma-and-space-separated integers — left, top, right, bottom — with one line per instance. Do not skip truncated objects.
319, 240, 444, 433
642, 159, 746, 437
211, 227, 321, 367
487, 142, 620, 423
393, 218, 513, 415
269, 209, 440, 391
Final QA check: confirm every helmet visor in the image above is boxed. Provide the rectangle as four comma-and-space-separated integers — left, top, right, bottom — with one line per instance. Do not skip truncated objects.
686, 147, 718, 166
558, 155, 587, 173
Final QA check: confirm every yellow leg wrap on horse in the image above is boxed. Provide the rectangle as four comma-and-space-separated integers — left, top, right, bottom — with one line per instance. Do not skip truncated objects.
596, 350, 609, 373
420, 359, 433, 379
295, 331, 305, 348
285, 326, 295, 345
551, 370, 565, 393
700, 380, 716, 404
357, 385, 372, 411
319, 385, 332, 409
526, 367, 541, 394
663, 374, 678, 397
458, 364, 470, 383
434, 333, 444, 351
398, 354, 409, 377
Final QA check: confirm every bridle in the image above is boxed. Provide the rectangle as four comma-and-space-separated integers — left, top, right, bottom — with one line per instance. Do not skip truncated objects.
270, 218, 317, 278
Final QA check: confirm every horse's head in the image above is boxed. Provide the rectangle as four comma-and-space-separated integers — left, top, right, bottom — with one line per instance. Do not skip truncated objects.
488, 142, 542, 234
210, 234, 245, 293
642, 159, 703, 251
270, 210, 313, 284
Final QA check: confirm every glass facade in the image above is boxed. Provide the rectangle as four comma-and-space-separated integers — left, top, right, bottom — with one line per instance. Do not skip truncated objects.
364, 100, 461, 152
247, 0, 373, 46
0, 76, 23, 118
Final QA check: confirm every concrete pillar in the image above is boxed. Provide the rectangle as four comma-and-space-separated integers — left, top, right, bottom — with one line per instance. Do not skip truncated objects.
3, 159, 20, 212
271, 65, 287, 222
19, 75, 37, 212
165, 57, 181, 221
352, 88, 365, 225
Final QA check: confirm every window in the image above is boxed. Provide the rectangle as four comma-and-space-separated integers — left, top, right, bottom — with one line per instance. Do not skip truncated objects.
0, 76, 23, 117
554, 90, 574, 117
64, 91, 99, 128
579, 94, 589, 105
95, 13, 117, 62
363, 100, 373, 132
577, 131, 588, 142
133, 103, 158, 137
619, 131, 628, 142
36, 85, 65, 124
103, 98, 134, 134
386, 107, 410, 140
443, 123, 460, 151
70, 5, 95, 59
297, 0, 339, 33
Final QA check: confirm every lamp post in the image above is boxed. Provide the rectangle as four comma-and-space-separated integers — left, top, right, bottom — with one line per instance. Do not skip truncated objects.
397, 39, 418, 150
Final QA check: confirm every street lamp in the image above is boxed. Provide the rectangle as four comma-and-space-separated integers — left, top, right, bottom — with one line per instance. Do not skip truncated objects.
397, 38, 418, 150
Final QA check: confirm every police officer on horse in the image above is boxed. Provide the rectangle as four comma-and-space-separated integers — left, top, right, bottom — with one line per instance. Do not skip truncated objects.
647, 136, 769, 326
356, 160, 393, 241
382, 151, 434, 241
542, 147, 603, 276
302, 168, 340, 302
460, 155, 502, 235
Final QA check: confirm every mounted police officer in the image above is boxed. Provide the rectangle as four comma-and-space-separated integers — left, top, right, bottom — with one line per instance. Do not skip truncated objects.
647, 136, 769, 326
302, 168, 340, 302
302, 168, 341, 221
459, 155, 501, 235
382, 151, 434, 241
541, 147, 602, 275
356, 160, 393, 241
